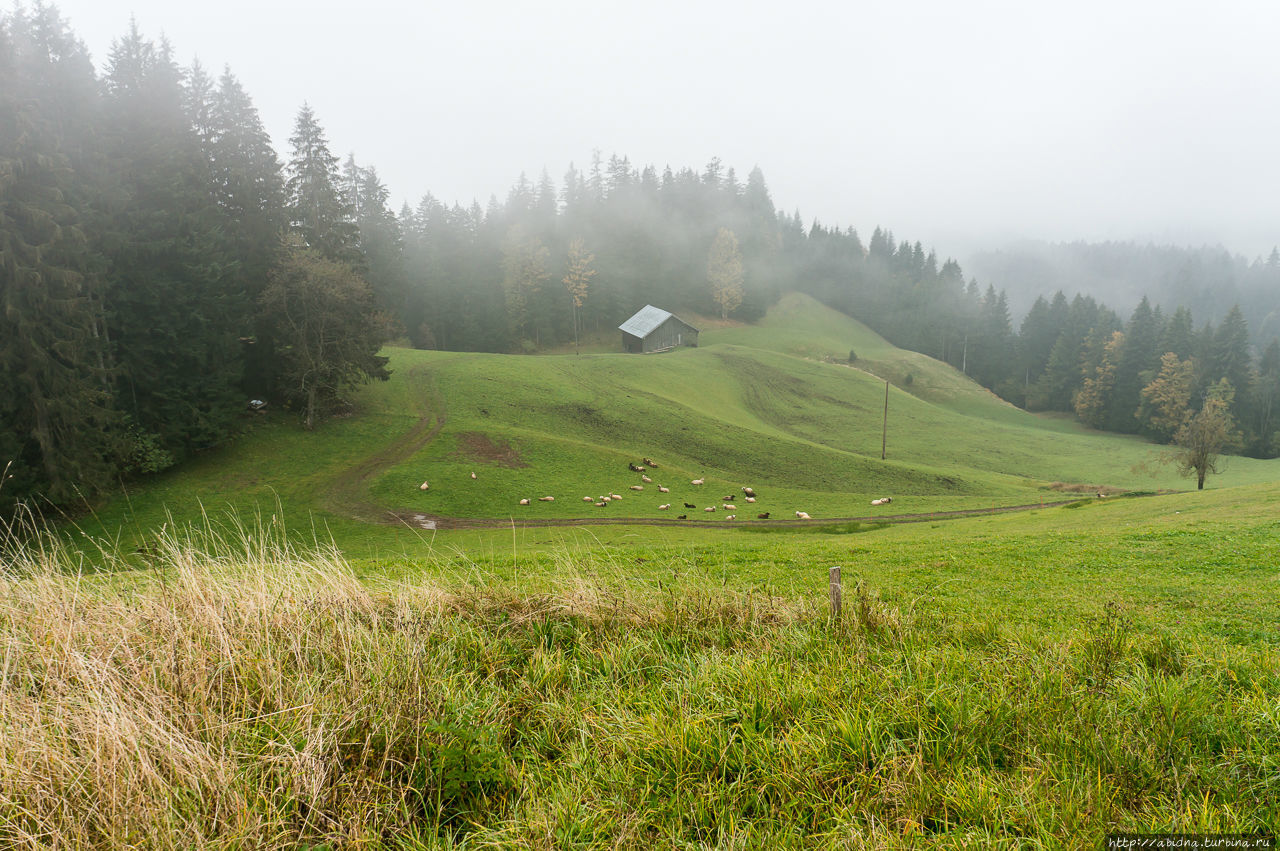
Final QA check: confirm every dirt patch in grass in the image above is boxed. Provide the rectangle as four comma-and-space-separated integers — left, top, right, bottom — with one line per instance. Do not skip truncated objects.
1045, 482, 1126, 495
452, 432, 528, 468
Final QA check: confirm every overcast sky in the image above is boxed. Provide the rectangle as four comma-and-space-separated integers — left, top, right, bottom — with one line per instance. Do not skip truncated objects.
39, 0, 1280, 262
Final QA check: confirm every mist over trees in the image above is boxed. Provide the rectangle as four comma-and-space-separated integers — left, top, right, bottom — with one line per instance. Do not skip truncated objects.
3, 6, 1277, 514
969, 241, 1280, 347
0, 7, 387, 512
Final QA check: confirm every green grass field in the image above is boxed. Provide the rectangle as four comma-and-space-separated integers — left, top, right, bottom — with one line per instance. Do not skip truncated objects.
9, 292, 1279, 847
5, 482, 1279, 847
65, 292, 1279, 558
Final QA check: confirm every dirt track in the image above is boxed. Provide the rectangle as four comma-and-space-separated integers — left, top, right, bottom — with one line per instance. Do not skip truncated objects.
320, 365, 448, 523
386, 498, 1094, 531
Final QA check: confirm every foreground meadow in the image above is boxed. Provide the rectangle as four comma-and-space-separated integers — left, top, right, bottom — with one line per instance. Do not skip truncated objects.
3, 484, 1278, 848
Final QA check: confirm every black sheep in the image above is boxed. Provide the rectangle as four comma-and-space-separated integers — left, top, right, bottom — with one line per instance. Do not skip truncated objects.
684, 502, 696, 509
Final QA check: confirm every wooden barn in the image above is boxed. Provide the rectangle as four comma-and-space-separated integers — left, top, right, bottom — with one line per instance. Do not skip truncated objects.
618, 305, 700, 353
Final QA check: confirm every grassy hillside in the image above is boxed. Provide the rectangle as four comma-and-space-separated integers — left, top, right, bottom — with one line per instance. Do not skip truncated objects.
69, 292, 1278, 552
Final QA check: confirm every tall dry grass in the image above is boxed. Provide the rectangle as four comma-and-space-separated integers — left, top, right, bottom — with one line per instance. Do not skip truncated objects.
2, 514, 443, 847
0, 515, 809, 848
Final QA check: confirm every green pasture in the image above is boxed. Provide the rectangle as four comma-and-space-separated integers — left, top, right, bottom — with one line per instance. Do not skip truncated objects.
65, 292, 1278, 558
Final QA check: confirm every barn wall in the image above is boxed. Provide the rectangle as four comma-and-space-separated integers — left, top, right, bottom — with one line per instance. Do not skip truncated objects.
622, 316, 699, 352
640, 317, 697, 352
644, 317, 677, 352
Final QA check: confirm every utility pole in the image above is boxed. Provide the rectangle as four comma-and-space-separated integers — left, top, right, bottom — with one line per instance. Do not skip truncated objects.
881, 379, 889, 460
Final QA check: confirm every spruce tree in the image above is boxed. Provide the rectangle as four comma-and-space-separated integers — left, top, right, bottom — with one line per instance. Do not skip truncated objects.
284, 104, 359, 265
1208, 305, 1252, 419
1250, 340, 1280, 456
0, 8, 119, 506
208, 67, 286, 398
99, 24, 242, 457
345, 158, 406, 316
1160, 306, 1196, 360
1107, 296, 1162, 433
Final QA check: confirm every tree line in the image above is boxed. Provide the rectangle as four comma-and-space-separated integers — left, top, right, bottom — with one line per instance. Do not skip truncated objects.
1, 8, 387, 513
792, 223, 1278, 460
969, 240, 1280, 346
4, 6, 1276, 514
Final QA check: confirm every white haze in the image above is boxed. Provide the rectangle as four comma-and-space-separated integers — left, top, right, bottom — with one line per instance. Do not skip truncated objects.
43, 0, 1280, 263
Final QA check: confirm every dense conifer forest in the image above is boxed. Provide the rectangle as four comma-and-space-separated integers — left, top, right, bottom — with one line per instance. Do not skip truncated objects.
3, 6, 1277, 513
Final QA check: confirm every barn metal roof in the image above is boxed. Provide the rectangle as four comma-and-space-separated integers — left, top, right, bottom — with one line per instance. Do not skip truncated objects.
618, 305, 698, 337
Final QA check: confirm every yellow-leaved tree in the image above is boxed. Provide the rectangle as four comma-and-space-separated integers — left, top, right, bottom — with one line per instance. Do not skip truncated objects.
1136, 351, 1196, 440
1170, 379, 1241, 490
707, 227, 744, 320
1072, 330, 1124, 428
562, 237, 595, 352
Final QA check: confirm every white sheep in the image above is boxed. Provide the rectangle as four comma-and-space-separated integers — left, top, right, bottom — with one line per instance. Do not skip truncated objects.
642, 474, 652, 483
725, 514, 736, 521
419, 481, 430, 491
658, 503, 670, 510
539, 496, 555, 502
658, 485, 670, 493
795, 511, 811, 520
470, 472, 477, 479
582, 496, 594, 502
630, 484, 644, 491
610, 493, 623, 500
691, 478, 704, 485
723, 503, 736, 510
704, 506, 716, 512
745, 496, 756, 503
519, 498, 530, 505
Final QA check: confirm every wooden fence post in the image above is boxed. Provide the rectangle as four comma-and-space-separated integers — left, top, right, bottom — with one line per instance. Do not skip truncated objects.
829, 566, 842, 623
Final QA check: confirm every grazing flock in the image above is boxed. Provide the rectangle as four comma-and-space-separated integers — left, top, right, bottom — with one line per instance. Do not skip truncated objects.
417, 459, 895, 522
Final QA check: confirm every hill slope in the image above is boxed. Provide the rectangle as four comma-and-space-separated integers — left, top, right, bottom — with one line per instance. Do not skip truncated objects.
78, 293, 1278, 542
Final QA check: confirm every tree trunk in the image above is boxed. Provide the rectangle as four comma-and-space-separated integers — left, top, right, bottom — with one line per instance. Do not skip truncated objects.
1197, 468, 1205, 490
305, 385, 317, 431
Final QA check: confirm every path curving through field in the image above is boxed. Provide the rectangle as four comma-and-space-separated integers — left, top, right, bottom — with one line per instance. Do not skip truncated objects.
386, 498, 1103, 531
320, 365, 448, 524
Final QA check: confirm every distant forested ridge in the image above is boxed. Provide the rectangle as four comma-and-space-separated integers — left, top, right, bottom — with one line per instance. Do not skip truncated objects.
969, 240, 1280, 346
3, 6, 1277, 514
